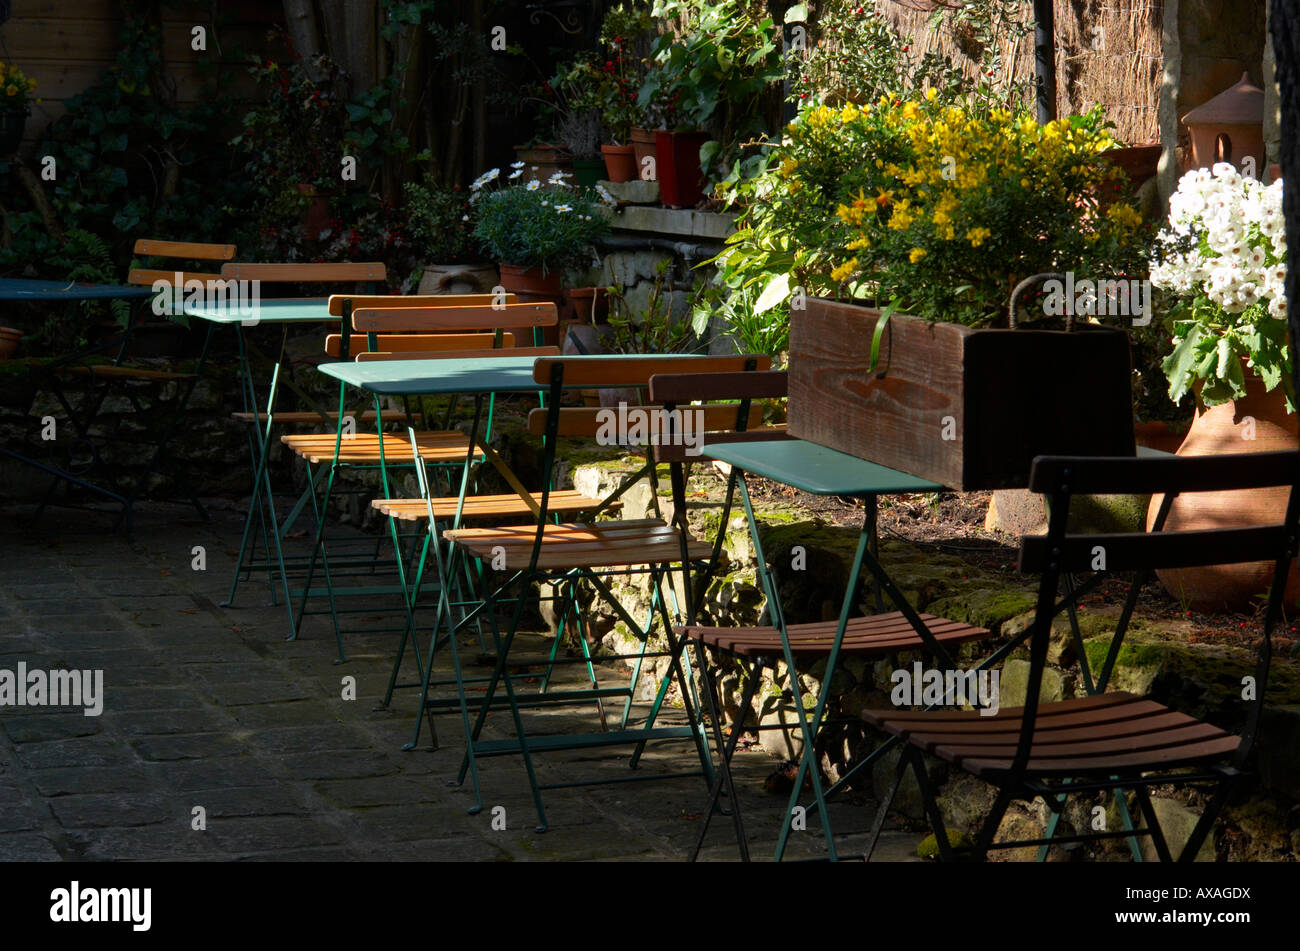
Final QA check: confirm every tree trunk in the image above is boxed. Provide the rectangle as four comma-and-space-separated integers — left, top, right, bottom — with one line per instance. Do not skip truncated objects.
282, 0, 325, 80
15, 165, 62, 242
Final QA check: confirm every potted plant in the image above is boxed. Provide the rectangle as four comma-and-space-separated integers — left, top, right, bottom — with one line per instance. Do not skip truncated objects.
470, 168, 615, 317
531, 56, 607, 188
403, 176, 497, 295
231, 48, 349, 240
1146, 163, 1297, 609
0, 61, 38, 155
638, 0, 783, 207
753, 97, 1151, 489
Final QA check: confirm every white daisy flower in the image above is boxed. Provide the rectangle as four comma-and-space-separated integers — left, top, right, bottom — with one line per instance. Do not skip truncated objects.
555, 203, 572, 213
510, 161, 526, 169
508, 169, 524, 179
526, 179, 541, 191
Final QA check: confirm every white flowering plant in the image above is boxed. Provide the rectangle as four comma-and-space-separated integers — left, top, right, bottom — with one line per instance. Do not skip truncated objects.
1150, 163, 1292, 412
468, 166, 614, 273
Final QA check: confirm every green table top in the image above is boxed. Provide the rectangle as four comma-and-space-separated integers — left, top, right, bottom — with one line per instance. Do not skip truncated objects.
318, 356, 545, 395
703, 438, 946, 495
182, 298, 333, 324
0, 278, 155, 302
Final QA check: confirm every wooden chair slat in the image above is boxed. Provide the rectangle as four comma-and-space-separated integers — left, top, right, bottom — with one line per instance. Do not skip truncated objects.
326, 293, 515, 316
133, 239, 236, 260
532, 354, 771, 387
221, 262, 387, 283
352, 302, 557, 331
127, 268, 225, 286
1028, 450, 1300, 495
648, 369, 788, 403
357, 346, 560, 362
324, 332, 518, 358
525, 403, 763, 438
1018, 524, 1290, 574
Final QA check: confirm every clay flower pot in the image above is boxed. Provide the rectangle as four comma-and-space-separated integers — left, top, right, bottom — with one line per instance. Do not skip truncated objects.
417, 263, 500, 296
600, 144, 636, 183
629, 127, 657, 181
0, 326, 22, 359
498, 264, 564, 346
655, 130, 710, 208
1146, 369, 1300, 612
565, 286, 609, 323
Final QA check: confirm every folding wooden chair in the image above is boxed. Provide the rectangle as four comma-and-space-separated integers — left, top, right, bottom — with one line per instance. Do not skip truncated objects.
862, 450, 1300, 862
423, 354, 773, 831
281, 301, 557, 660
655, 370, 998, 860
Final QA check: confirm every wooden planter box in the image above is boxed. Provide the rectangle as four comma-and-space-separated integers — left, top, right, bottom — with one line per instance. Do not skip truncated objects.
787, 298, 1136, 490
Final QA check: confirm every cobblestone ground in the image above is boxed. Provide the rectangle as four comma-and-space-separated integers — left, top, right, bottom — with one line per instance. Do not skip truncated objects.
0, 495, 921, 862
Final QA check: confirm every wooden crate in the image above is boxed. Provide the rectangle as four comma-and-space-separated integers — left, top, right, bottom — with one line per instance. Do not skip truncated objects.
787, 298, 1136, 490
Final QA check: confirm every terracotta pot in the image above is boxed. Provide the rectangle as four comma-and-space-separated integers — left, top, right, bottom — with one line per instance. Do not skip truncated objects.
600, 144, 636, 183
417, 263, 500, 296
655, 130, 710, 208
296, 184, 331, 240
565, 286, 609, 323
498, 263, 564, 346
0, 326, 22, 359
630, 127, 658, 181
514, 144, 573, 186
1134, 418, 1190, 456
1146, 370, 1300, 612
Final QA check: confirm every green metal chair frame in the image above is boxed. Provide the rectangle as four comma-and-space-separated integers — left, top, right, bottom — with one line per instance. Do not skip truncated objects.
863, 450, 1299, 862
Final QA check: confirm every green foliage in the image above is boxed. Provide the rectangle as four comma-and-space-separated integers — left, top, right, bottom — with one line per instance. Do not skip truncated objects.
23, 16, 243, 253
602, 261, 702, 354
712, 98, 1150, 331
403, 178, 478, 264
639, 0, 784, 179
470, 173, 612, 272
691, 282, 788, 364
29, 229, 130, 352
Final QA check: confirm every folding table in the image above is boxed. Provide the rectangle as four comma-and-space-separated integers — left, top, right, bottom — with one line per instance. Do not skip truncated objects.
183, 297, 345, 626
319, 355, 719, 830
698, 437, 959, 860
0, 278, 188, 529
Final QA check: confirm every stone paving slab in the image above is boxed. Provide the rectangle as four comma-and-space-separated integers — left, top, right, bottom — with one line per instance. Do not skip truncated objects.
0, 497, 923, 862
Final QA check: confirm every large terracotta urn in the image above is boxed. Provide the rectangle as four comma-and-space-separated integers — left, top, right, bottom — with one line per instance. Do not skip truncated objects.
417, 263, 499, 296
1146, 370, 1300, 612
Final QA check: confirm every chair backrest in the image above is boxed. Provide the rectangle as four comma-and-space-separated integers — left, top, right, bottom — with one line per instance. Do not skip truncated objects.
346, 301, 558, 359
220, 262, 387, 284
647, 369, 789, 462
327, 332, 516, 358
127, 239, 237, 286
325, 293, 514, 316
324, 294, 523, 356
526, 355, 774, 530
1013, 450, 1300, 778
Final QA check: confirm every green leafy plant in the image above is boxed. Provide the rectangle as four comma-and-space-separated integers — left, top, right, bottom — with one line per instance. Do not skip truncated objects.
639, 0, 784, 178
712, 97, 1150, 335
602, 261, 702, 353
0, 60, 40, 113
690, 282, 788, 365
403, 177, 478, 264
1150, 165, 1292, 413
469, 170, 614, 273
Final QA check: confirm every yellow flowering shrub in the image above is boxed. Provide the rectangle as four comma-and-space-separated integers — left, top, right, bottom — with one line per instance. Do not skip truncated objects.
714, 97, 1152, 328
0, 61, 39, 111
